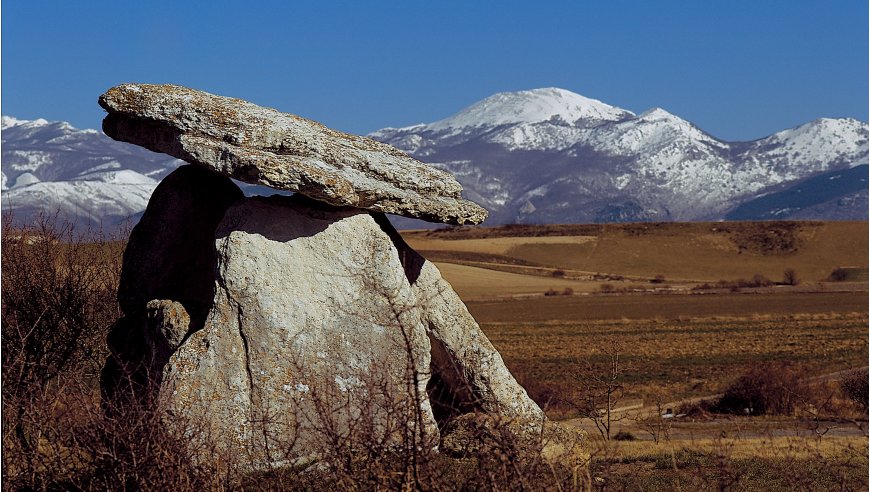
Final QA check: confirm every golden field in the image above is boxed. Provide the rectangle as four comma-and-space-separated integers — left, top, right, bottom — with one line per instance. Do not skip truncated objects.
406, 220, 869, 488
404, 221, 869, 401
406, 221, 868, 291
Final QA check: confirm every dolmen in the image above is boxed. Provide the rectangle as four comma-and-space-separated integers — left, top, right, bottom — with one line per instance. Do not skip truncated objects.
98, 84, 585, 468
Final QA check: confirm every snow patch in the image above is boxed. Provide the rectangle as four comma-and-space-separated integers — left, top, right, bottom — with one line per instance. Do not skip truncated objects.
13, 172, 40, 188
427, 88, 634, 134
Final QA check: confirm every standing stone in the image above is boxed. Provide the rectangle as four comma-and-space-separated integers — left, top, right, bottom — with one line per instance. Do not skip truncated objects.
97, 86, 579, 469
162, 194, 440, 462
102, 165, 243, 408
105, 165, 548, 467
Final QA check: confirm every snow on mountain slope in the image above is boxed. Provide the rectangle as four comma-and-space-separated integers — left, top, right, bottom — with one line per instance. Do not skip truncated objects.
426, 87, 634, 133
372, 88, 868, 224
370, 87, 635, 151
3, 87, 867, 229
738, 118, 869, 178
2, 116, 182, 227
4, 179, 157, 225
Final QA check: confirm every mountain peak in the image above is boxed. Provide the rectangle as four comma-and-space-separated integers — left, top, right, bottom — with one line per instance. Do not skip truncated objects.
1, 115, 90, 133
426, 87, 634, 132
2, 116, 50, 130
638, 107, 678, 120
767, 116, 868, 142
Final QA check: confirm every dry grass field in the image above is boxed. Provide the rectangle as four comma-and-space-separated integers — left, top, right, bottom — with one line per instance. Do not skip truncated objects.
406, 221, 868, 405
467, 291, 868, 321
406, 221, 869, 286
406, 221, 869, 395
410, 220, 868, 489
588, 435, 868, 490
486, 313, 867, 403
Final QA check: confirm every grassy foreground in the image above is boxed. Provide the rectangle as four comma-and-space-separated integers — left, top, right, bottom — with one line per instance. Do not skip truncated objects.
3, 216, 867, 490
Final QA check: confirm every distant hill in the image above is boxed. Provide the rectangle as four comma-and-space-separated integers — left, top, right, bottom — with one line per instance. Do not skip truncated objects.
726, 165, 868, 220
1, 116, 181, 228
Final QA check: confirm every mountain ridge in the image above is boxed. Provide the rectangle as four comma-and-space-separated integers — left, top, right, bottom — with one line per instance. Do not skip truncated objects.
2, 87, 867, 228
370, 88, 867, 225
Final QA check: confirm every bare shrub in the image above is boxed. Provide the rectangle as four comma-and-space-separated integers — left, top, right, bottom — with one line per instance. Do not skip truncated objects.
599, 283, 615, 294
650, 274, 666, 284
840, 368, 869, 413
715, 362, 807, 415
2, 213, 124, 484
612, 430, 636, 441
1, 213, 232, 490
706, 274, 775, 291
551, 269, 566, 278
827, 267, 849, 282
782, 268, 799, 286
750, 274, 774, 287
545, 341, 627, 440
636, 389, 673, 443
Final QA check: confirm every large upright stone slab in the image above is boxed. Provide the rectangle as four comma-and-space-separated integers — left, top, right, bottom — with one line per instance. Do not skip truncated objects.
163, 195, 441, 462
104, 165, 547, 467
102, 165, 243, 408
99, 83, 487, 225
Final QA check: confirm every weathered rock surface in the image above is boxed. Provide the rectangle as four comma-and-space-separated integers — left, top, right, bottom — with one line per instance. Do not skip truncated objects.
105, 164, 544, 466
98, 83, 488, 225
165, 194, 444, 461
102, 165, 242, 407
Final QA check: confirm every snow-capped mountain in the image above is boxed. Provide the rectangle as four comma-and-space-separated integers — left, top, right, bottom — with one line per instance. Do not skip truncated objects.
2, 88, 867, 230
372, 88, 868, 224
1, 116, 182, 228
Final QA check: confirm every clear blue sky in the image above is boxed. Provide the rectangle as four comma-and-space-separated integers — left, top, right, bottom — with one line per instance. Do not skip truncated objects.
3, 1, 868, 141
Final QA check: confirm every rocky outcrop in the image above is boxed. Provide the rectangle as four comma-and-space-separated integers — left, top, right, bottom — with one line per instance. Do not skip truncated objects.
100, 84, 580, 470
164, 193, 443, 461
102, 165, 242, 408
104, 165, 548, 466
99, 84, 487, 225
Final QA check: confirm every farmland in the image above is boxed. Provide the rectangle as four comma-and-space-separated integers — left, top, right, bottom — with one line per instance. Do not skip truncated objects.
406, 220, 868, 289
409, 220, 869, 488
484, 312, 867, 403
4, 217, 867, 489
404, 220, 868, 404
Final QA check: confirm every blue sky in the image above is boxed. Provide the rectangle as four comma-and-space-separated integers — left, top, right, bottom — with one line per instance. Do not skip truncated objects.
3, 1, 867, 141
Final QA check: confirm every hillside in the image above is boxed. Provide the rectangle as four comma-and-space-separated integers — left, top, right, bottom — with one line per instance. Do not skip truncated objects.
373, 88, 868, 224
404, 221, 868, 297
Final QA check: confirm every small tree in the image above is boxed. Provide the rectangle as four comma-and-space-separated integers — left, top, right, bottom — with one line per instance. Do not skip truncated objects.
782, 268, 799, 286
560, 340, 626, 440
636, 388, 672, 443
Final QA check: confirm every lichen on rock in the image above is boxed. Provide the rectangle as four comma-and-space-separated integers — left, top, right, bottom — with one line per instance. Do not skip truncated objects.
99, 83, 488, 225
